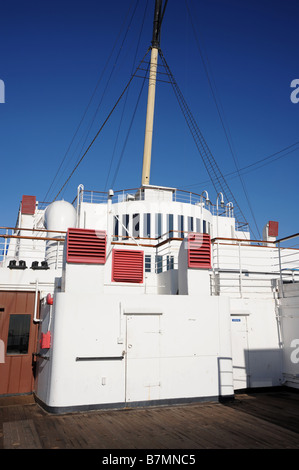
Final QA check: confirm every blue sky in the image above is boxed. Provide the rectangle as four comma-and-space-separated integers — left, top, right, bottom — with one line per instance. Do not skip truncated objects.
0, 0, 299, 239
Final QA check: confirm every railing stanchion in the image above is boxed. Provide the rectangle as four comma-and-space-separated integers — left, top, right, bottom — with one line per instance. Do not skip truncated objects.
278, 241, 284, 298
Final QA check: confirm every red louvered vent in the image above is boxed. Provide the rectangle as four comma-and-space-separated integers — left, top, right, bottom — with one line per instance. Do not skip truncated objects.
112, 249, 144, 283
188, 233, 211, 269
67, 228, 106, 264
21, 195, 36, 215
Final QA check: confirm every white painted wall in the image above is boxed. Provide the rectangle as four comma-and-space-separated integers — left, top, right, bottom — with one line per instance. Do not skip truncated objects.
35, 292, 233, 410
230, 298, 283, 389
279, 283, 299, 389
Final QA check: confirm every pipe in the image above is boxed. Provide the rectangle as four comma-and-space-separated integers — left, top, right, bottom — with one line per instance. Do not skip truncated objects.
33, 280, 41, 323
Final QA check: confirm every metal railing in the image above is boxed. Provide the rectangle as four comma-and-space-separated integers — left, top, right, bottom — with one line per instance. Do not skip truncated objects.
73, 186, 247, 223
0, 226, 66, 268
211, 234, 299, 298
1, 219, 298, 299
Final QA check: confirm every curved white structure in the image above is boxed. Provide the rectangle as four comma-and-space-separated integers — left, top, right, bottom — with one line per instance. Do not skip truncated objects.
44, 200, 76, 236
44, 200, 76, 269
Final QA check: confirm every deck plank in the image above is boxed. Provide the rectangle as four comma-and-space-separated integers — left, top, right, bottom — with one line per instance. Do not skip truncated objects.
1, 389, 299, 449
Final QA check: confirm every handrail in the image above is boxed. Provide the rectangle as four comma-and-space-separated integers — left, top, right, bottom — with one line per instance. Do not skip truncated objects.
276, 232, 299, 243
211, 236, 269, 245
213, 232, 299, 245
2, 230, 297, 250
0, 226, 67, 234
111, 237, 184, 249
0, 234, 65, 242
111, 232, 276, 248
77, 187, 213, 205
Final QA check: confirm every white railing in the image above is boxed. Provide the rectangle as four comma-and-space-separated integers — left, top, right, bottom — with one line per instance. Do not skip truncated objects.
211, 235, 299, 298
0, 227, 66, 269
74, 186, 248, 225
276, 233, 299, 297
2, 218, 298, 299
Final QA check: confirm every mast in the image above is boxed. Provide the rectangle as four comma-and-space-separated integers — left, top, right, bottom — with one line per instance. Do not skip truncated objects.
141, 0, 162, 186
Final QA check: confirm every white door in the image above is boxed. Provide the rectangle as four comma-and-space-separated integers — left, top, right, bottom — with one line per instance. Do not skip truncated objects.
125, 314, 161, 404
231, 315, 249, 390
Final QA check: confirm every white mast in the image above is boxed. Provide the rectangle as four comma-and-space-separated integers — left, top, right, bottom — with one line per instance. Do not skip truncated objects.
141, 0, 162, 186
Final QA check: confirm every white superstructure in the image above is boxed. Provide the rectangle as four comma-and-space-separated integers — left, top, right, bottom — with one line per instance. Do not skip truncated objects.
1, 0, 299, 414
0, 184, 299, 412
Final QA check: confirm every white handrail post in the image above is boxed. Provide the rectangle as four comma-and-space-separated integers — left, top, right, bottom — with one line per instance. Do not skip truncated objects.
278, 241, 284, 298
3, 229, 8, 265
238, 242, 243, 298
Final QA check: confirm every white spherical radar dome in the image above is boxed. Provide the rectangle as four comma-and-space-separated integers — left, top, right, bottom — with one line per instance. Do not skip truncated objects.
44, 200, 77, 269
44, 200, 76, 236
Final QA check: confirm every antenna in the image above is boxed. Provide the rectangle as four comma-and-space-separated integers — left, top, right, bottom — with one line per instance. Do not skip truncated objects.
141, 0, 163, 186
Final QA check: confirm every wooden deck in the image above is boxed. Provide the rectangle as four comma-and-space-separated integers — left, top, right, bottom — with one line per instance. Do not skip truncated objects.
1, 388, 299, 450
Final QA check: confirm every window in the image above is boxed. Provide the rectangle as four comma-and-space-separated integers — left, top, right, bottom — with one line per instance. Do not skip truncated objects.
196, 218, 200, 232
145, 254, 151, 272
188, 216, 194, 232
178, 215, 184, 238
156, 213, 162, 238
203, 220, 207, 234
167, 214, 173, 237
155, 255, 163, 274
167, 255, 174, 271
144, 213, 151, 238
122, 214, 129, 240
133, 213, 140, 238
113, 216, 119, 240
6, 314, 31, 355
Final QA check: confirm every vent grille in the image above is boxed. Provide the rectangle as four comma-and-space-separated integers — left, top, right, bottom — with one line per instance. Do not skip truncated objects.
21, 195, 36, 215
67, 228, 106, 264
112, 249, 144, 283
188, 233, 211, 269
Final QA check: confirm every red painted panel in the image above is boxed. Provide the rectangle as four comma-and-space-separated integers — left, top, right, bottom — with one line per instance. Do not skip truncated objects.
188, 233, 211, 269
21, 195, 36, 214
112, 249, 144, 283
67, 228, 106, 264
40, 331, 51, 349
268, 221, 279, 237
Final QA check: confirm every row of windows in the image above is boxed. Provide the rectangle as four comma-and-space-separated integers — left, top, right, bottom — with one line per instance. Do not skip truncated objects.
113, 213, 211, 239
145, 254, 174, 273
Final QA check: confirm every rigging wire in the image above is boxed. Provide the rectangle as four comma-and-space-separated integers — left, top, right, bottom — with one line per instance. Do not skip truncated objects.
159, 0, 169, 32
110, 62, 150, 189
43, 0, 138, 202
159, 49, 249, 231
58, 0, 141, 199
185, 0, 260, 238
59, 0, 141, 199
104, 0, 149, 191
52, 49, 151, 202
183, 141, 299, 189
